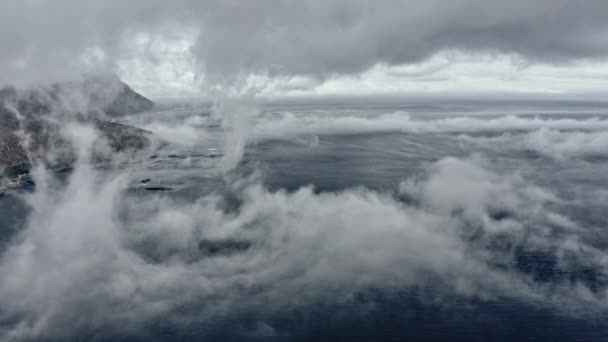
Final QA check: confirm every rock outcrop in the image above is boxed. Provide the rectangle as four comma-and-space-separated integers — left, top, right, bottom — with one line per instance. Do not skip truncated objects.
0, 77, 159, 188
0, 130, 29, 174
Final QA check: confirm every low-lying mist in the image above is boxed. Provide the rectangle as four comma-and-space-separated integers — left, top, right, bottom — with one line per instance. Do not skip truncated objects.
2, 104, 608, 339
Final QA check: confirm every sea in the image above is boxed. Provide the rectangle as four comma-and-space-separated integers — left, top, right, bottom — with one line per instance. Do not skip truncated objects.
1, 98, 608, 341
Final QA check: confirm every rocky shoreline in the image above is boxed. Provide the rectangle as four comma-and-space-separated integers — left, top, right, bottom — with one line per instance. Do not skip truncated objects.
0, 77, 159, 192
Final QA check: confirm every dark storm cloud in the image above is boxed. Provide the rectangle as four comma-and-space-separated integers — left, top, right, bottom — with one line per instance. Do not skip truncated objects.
190, 0, 608, 82
1, 0, 608, 85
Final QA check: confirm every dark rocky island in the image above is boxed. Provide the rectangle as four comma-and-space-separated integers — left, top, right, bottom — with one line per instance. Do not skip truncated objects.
0, 77, 159, 191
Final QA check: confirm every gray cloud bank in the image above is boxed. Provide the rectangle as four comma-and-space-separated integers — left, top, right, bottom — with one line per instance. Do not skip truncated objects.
2, 1, 608, 87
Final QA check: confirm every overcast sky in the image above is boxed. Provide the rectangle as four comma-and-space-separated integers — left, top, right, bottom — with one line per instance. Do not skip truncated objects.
2, 1, 608, 98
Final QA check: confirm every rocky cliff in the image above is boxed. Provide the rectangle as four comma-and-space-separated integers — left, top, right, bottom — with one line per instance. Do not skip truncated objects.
0, 78, 159, 187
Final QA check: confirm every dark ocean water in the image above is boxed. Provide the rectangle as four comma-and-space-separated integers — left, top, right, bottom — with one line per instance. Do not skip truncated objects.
2, 100, 608, 341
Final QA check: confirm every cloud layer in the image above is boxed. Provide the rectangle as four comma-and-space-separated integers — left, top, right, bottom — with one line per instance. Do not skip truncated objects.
3, 1, 608, 88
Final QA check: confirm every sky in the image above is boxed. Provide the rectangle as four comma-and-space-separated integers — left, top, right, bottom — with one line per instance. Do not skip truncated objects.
121, 48, 608, 100
3, 0, 608, 99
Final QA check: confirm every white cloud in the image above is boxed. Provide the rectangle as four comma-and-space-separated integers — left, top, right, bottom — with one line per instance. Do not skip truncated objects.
119, 49, 608, 99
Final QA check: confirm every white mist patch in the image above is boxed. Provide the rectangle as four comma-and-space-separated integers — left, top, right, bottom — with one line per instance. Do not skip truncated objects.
400, 157, 555, 229
142, 121, 208, 146
1, 131, 607, 339
252, 112, 608, 141
458, 128, 608, 160
519, 129, 608, 160
213, 99, 260, 173
123, 109, 608, 174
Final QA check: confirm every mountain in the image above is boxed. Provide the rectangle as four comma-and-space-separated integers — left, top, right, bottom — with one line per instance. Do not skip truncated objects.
103, 81, 155, 115
0, 78, 159, 187
80, 76, 154, 115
